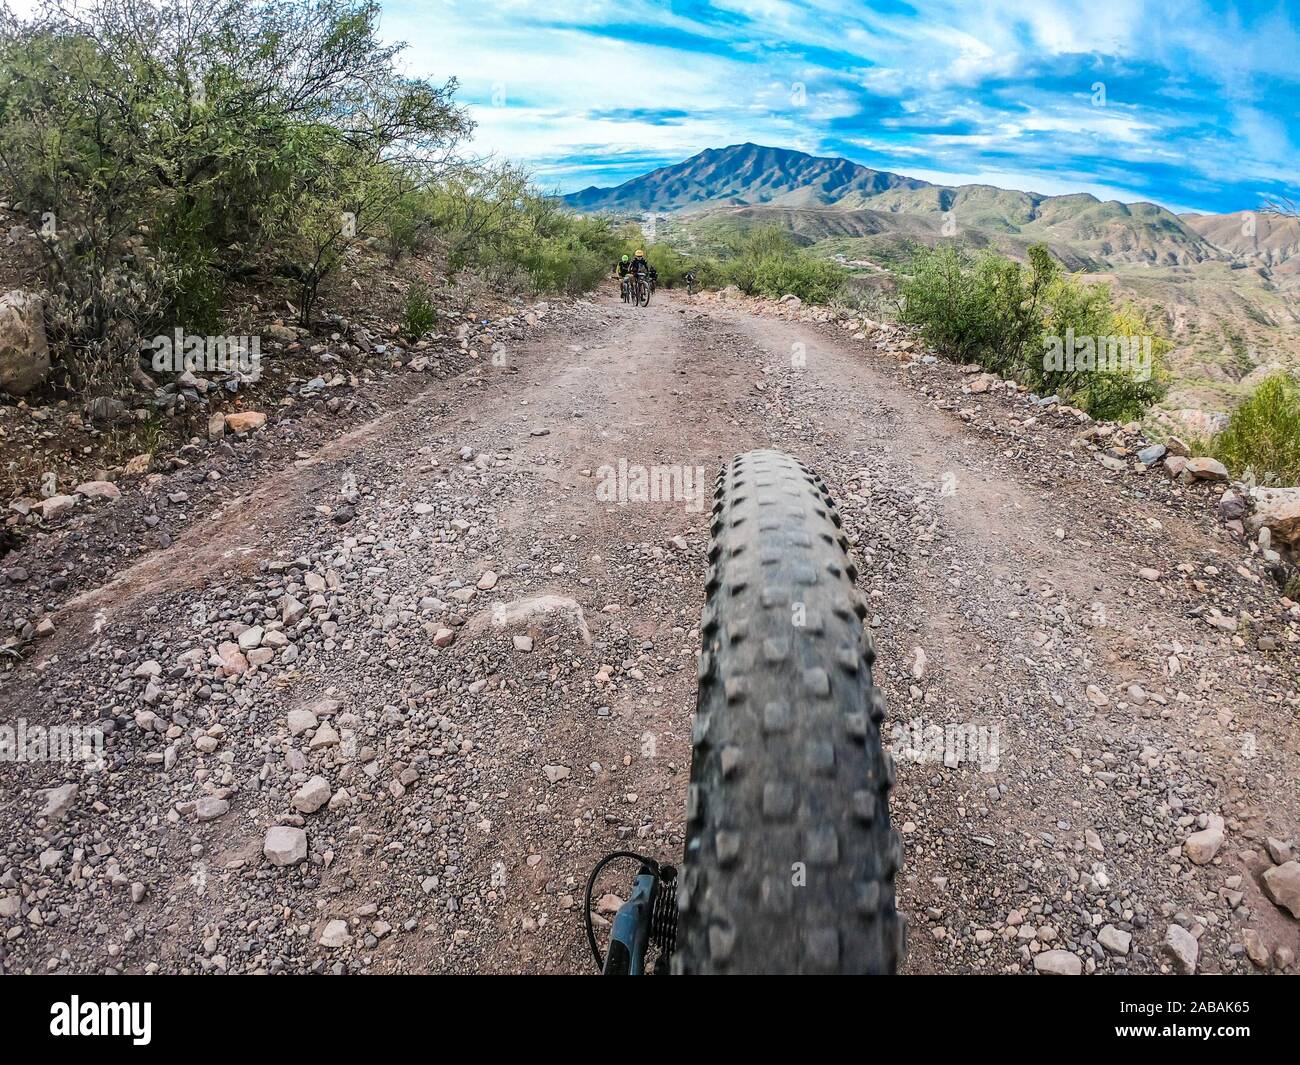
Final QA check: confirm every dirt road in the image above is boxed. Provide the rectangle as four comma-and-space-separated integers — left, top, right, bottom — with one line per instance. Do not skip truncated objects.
2, 287, 1298, 974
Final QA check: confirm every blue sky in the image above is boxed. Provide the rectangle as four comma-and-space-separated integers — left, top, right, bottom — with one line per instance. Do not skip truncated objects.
382, 0, 1300, 214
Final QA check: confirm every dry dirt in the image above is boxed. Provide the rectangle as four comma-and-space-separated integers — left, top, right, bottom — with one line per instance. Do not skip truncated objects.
1, 284, 1297, 975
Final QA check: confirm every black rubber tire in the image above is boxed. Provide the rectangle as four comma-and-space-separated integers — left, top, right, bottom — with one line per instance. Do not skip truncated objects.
675, 449, 905, 974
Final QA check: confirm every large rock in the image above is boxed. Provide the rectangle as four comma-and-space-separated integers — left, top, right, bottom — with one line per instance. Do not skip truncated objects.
1184, 456, 1229, 482
0, 290, 50, 396
263, 826, 307, 867
1249, 487, 1300, 550
1261, 861, 1300, 918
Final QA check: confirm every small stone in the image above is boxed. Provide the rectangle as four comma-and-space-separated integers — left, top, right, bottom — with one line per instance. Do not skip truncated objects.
237, 625, 264, 650
281, 595, 307, 625
37, 494, 78, 519
1162, 924, 1199, 974
512, 634, 534, 652
318, 919, 350, 948
309, 722, 340, 749
1098, 925, 1131, 956
38, 783, 77, 820
195, 796, 229, 821
225, 410, 267, 434
287, 708, 318, 736
292, 776, 331, 814
1266, 838, 1295, 865
1033, 949, 1082, 975
1184, 456, 1228, 481
75, 480, 121, 501
1241, 928, 1270, 969
263, 826, 308, 867
542, 764, 570, 784
476, 570, 499, 590
1261, 861, 1300, 918
1184, 814, 1225, 865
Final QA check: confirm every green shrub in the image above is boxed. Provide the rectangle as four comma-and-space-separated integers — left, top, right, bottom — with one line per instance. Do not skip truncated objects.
1033, 298, 1170, 422
896, 244, 1052, 372
714, 225, 846, 303
744, 254, 846, 304
896, 243, 1169, 419
0, 0, 471, 371
1211, 373, 1300, 485
402, 282, 437, 338
400, 168, 626, 296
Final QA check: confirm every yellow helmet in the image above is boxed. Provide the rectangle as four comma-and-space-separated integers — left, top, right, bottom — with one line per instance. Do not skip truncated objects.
635, 249, 644, 257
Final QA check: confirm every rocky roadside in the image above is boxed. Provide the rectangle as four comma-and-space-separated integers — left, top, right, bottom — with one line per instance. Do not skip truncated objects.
0, 298, 588, 656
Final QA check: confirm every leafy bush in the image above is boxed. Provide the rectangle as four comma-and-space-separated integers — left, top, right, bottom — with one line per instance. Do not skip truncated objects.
402, 282, 437, 338
1211, 373, 1300, 485
396, 168, 626, 296
514, 206, 624, 295
896, 243, 1169, 419
644, 244, 692, 287
720, 226, 847, 303
896, 244, 1051, 372
1033, 297, 1170, 422
0, 0, 470, 380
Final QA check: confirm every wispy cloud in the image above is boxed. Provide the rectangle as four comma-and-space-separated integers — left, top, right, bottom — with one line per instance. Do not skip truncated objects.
6, 0, 1272, 213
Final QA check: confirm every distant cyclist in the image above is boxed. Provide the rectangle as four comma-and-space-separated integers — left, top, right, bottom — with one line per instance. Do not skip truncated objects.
627, 250, 651, 305
617, 254, 632, 301
647, 263, 658, 293
684, 270, 696, 295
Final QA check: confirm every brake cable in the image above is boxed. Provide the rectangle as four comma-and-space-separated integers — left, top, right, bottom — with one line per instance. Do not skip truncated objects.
583, 850, 662, 971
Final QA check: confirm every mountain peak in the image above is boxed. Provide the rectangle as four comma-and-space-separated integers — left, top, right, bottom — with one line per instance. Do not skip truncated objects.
561, 143, 928, 213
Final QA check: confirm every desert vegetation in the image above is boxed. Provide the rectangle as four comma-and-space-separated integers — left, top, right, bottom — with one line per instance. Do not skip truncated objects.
0, 0, 623, 395
635, 225, 848, 304
1209, 371, 1300, 485
894, 243, 1171, 420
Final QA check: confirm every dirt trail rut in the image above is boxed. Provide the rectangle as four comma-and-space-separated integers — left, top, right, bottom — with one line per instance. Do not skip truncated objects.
1, 288, 1297, 975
